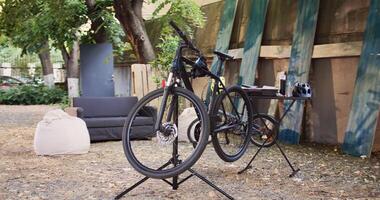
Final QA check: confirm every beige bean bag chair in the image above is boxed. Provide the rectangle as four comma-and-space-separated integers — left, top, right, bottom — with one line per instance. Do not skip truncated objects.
34, 109, 90, 155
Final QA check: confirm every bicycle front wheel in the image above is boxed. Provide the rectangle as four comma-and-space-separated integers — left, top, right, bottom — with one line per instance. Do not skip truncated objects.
210, 85, 252, 162
123, 87, 209, 179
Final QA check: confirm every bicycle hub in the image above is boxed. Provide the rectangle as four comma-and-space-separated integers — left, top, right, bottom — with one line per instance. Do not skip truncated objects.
156, 122, 178, 145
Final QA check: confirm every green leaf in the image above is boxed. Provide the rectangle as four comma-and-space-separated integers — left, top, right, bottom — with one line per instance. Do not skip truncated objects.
150, 0, 205, 80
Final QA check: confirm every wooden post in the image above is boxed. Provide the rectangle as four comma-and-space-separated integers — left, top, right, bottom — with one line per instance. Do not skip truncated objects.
206, 0, 238, 104
343, 0, 380, 157
279, 0, 320, 144
238, 0, 269, 86
209, 0, 238, 74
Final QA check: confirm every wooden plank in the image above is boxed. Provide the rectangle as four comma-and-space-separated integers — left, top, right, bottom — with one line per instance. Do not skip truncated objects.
308, 58, 358, 144
131, 64, 158, 99
373, 116, 380, 152
142, 65, 149, 96
279, 0, 320, 144
313, 42, 362, 58
316, 0, 370, 44
330, 58, 358, 144
145, 64, 157, 93
227, 41, 362, 59
206, 0, 238, 104
260, 45, 292, 59
194, 0, 222, 6
194, 2, 225, 56
131, 64, 145, 99
343, 0, 380, 157
238, 0, 269, 85
209, 0, 238, 74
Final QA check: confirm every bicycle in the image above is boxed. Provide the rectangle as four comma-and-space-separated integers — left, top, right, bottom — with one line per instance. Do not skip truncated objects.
187, 61, 254, 162
122, 21, 252, 179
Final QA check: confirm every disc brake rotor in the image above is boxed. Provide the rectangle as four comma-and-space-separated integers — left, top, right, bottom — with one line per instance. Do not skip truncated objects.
156, 122, 178, 145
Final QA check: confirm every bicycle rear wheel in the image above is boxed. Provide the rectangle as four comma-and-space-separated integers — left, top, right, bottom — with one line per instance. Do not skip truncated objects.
123, 87, 209, 179
250, 114, 279, 147
210, 85, 252, 162
187, 119, 212, 148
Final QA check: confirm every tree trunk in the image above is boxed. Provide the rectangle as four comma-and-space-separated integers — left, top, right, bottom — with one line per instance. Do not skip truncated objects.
85, 0, 108, 43
61, 41, 80, 97
114, 0, 155, 63
38, 41, 54, 88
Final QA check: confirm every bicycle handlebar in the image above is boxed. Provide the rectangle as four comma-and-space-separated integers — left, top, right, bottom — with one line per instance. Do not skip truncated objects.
169, 21, 199, 53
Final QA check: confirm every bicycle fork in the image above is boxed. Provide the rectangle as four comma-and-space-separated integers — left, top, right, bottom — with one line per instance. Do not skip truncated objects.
154, 72, 175, 132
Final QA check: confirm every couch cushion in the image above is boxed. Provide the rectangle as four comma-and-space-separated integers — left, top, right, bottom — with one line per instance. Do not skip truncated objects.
131, 116, 155, 126
73, 97, 138, 117
84, 116, 154, 128
84, 117, 125, 128
88, 126, 155, 142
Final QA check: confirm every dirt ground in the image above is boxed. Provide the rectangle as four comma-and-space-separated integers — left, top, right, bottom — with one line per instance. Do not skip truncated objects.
0, 105, 379, 200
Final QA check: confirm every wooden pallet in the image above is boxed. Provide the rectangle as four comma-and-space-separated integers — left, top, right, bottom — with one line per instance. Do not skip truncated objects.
131, 64, 157, 100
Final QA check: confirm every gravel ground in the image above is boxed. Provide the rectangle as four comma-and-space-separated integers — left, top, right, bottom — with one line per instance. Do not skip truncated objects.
0, 105, 379, 200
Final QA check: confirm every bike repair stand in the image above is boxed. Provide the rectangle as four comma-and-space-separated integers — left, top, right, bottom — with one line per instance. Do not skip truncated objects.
238, 99, 300, 177
115, 97, 234, 200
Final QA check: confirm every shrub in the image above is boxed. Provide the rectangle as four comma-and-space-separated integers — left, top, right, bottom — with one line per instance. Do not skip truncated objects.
0, 84, 67, 105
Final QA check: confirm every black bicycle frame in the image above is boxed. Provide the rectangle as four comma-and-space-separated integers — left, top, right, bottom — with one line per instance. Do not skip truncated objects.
154, 43, 193, 132
154, 42, 243, 135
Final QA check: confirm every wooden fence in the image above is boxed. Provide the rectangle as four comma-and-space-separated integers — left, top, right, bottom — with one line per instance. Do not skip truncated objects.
189, 0, 380, 156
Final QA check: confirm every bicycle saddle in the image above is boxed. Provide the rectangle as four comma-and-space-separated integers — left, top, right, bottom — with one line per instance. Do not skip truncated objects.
213, 51, 234, 60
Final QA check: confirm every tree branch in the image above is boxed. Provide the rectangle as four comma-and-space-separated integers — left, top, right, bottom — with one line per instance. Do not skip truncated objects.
132, 0, 144, 21
85, 0, 96, 8
86, 0, 108, 43
60, 45, 70, 69
114, 0, 155, 63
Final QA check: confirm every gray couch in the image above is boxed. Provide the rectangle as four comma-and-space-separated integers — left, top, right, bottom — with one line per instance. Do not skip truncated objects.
73, 97, 156, 142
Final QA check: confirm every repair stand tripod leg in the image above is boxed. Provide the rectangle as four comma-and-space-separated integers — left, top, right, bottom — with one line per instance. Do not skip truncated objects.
115, 96, 234, 200
274, 141, 300, 177
114, 161, 171, 200
161, 168, 234, 199
276, 99, 300, 177
114, 166, 234, 200
238, 139, 300, 177
114, 176, 149, 199
238, 138, 268, 174
188, 168, 234, 199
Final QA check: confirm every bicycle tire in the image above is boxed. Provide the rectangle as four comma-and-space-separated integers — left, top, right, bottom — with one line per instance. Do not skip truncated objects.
187, 119, 212, 148
187, 119, 201, 148
123, 87, 209, 179
250, 113, 279, 147
210, 85, 252, 162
